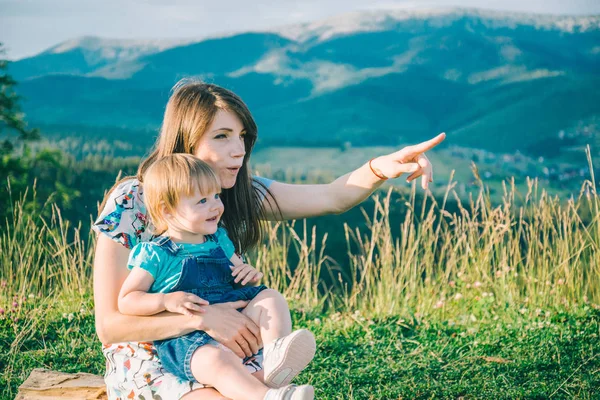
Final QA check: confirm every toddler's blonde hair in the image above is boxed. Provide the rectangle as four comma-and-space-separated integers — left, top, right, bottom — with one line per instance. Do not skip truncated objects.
143, 153, 221, 234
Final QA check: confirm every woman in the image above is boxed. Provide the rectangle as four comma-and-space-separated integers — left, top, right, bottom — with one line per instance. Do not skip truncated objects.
93, 79, 445, 399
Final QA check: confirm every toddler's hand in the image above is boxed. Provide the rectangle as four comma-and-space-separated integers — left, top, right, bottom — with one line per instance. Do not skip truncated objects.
164, 291, 209, 317
231, 263, 263, 286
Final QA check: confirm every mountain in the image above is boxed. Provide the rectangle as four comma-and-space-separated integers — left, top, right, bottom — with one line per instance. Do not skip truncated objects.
10, 36, 199, 81
8, 8, 600, 154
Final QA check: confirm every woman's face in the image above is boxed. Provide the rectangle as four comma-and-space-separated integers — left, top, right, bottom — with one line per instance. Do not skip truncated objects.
194, 109, 246, 189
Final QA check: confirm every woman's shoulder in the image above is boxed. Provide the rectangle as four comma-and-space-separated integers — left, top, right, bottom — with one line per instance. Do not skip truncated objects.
111, 177, 143, 200
92, 177, 152, 249
100, 178, 144, 209
251, 175, 273, 188
251, 175, 274, 203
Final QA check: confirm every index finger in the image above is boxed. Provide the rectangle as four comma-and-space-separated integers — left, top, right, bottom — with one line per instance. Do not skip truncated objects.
406, 132, 446, 156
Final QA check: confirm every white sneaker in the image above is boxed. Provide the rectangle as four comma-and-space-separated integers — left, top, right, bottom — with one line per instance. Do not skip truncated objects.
263, 329, 316, 388
264, 384, 315, 400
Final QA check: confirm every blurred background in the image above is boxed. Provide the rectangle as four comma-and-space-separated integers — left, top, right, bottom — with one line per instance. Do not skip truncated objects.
1, 0, 599, 237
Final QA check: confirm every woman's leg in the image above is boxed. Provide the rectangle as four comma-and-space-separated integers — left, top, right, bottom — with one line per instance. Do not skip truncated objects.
252, 369, 264, 382
190, 345, 269, 400
180, 387, 229, 400
241, 289, 292, 345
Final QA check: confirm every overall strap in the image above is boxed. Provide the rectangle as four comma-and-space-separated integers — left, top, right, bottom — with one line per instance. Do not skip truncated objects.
152, 235, 180, 256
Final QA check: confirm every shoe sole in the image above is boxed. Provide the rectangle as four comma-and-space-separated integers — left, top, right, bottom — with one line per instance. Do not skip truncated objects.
265, 329, 316, 388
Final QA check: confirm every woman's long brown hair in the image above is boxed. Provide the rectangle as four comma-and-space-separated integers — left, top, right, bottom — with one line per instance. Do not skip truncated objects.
98, 79, 279, 253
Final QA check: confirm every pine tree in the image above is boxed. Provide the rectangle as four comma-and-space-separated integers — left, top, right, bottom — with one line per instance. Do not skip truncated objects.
0, 43, 39, 153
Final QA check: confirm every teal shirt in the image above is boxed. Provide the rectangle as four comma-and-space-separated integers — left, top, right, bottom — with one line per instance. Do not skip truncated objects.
127, 227, 236, 294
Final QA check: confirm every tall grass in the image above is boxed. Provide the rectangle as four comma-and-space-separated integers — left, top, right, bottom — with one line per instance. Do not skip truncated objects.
0, 184, 94, 299
1, 159, 598, 321
332, 173, 599, 317
254, 153, 599, 318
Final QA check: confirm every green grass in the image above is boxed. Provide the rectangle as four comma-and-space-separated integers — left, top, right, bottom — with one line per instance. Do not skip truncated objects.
301, 308, 600, 399
1, 294, 599, 399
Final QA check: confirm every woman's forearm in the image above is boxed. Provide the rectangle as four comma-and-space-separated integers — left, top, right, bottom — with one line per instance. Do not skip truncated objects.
96, 308, 201, 344
326, 160, 386, 214
263, 160, 389, 220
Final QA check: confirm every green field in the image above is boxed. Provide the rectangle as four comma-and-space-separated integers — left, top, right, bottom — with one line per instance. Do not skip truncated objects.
1, 295, 598, 399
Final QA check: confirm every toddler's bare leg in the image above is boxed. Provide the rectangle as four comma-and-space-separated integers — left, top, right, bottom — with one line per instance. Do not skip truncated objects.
242, 289, 315, 389
190, 345, 269, 400
242, 289, 292, 345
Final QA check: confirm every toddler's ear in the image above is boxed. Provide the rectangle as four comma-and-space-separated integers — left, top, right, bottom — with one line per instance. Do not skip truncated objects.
159, 201, 169, 215
160, 202, 174, 221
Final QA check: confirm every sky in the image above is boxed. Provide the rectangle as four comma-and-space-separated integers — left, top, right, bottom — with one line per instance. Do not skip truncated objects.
1, 0, 599, 60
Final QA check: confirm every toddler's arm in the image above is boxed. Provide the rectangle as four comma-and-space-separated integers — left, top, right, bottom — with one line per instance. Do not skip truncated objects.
118, 267, 208, 316
118, 267, 168, 315
229, 254, 263, 288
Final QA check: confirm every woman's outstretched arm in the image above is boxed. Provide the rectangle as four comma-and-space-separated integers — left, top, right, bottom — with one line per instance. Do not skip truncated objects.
262, 133, 446, 220
93, 234, 262, 358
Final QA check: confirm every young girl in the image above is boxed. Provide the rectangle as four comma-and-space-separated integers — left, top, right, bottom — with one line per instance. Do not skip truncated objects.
117, 154, 316, 400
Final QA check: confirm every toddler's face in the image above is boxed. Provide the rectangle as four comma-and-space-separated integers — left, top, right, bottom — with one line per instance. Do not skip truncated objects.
170, 187, 224, 236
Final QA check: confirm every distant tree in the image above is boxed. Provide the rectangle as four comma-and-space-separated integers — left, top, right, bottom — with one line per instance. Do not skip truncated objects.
0, 44, 141, 227
0, 43, 69, 222
0, 42, 39, 153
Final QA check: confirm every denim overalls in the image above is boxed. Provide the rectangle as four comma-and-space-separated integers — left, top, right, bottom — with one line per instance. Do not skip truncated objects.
152, 235, 267, 382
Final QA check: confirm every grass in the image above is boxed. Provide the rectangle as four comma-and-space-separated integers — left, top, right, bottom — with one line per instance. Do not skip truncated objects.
0, 294, 100, 399
1, 294, 598, 399
1, 150, 600, 398
300, 308, 600, 399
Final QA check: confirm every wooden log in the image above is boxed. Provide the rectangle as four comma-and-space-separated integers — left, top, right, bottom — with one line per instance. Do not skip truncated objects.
16, 368, 107, 400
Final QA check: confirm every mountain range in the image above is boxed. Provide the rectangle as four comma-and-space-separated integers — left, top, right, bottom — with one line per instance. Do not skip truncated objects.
8, 7, 600, 155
